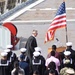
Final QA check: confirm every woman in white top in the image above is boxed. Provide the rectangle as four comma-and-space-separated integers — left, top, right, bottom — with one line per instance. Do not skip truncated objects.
11, 61, 25, 75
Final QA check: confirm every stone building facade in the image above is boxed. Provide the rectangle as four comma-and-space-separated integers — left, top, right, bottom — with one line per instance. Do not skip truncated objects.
0, 0, 27, 14
0, 0, 5, 14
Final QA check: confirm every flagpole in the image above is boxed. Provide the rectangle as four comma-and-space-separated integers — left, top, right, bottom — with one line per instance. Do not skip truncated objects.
65, 26, 68, 43
63, 0, 68, 43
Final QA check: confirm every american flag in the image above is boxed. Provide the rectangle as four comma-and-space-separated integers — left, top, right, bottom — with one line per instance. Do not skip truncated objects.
45, 2, 66, 43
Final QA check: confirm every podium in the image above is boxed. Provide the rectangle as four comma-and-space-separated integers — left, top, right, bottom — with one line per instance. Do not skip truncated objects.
48, 46, 66, 53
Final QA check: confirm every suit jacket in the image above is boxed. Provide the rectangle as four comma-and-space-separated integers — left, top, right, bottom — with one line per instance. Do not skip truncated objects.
25, 35, 37, 60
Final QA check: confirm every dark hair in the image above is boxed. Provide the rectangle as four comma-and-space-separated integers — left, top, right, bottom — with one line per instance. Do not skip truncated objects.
48, 61, 56, 69
33, 70, 40, 75
14, 61, 19, 68
14, 61, 19, 75
52, 45, 57, 50
49, 69, 55, 74
51, 51, 55, 56
20, 54, 25, 60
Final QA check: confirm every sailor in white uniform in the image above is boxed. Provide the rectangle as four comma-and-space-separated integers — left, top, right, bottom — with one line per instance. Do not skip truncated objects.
32, 51, 44, 75
5, 45, 17, 70
20, 48, 30, 64
0, 52, 11, 75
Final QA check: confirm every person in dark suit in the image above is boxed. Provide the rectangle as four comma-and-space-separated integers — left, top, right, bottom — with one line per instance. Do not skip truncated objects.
25, 30, 38, 63
25, 30, 38, 75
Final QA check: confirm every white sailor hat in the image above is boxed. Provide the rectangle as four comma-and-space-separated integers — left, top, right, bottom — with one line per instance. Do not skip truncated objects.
66, 68, 75, 74
33, 51, 40, 57
66, 42, 72, 46
20, 48, 27, 52
1, 52, 8, 57
4, 49, 10, 53
64, 51, 71, 56
6, 45, 13, 49
34, 47, 42, 52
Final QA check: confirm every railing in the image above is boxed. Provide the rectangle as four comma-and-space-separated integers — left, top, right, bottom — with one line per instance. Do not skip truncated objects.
0, 0, 36, 21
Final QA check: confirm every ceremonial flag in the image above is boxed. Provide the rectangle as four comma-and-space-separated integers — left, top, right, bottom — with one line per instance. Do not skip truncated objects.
45, 1, 66, 43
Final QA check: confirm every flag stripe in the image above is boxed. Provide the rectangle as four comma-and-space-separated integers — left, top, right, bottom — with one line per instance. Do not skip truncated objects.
49, 22, 66, 29
52, 20, 66, 26
53, 13, 66, 21
51, 14, 66, 25
51, 24, 66, 30
51, 20, 66, 27
51, 17, 66, 25
45, 30, 56, 42
50, 20, 66, 29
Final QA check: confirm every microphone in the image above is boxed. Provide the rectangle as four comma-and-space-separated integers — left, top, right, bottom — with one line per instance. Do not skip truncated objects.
56, 38, 59, 41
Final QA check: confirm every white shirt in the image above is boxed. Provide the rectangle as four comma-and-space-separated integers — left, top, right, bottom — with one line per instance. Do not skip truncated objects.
45, 56, 60, 72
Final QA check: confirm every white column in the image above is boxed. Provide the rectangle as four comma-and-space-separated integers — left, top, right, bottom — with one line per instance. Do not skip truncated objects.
20, 0, 22, 4
4, 0, 8, 13
15, 0, 19, 6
